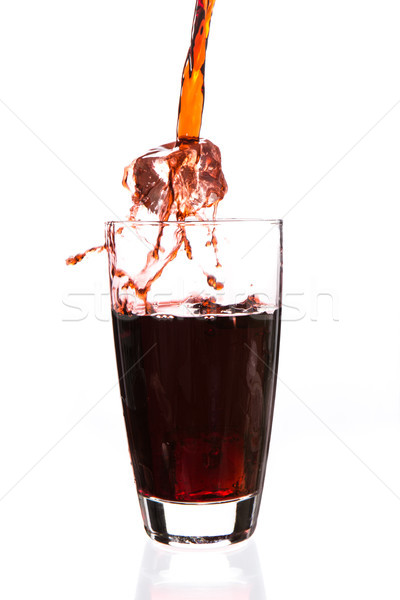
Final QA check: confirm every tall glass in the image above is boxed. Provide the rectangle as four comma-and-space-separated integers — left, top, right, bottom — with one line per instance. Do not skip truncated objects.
106, 219, 282, 546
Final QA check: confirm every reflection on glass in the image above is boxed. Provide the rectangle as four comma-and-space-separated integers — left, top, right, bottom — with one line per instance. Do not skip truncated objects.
135, 539, 267, 600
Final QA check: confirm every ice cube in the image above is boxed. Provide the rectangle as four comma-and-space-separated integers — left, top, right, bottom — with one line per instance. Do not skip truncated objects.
122, 138, 228, 221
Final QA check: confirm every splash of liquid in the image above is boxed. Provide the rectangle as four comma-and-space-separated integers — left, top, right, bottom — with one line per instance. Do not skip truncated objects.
66, 0, 226, 310
65, 245, 104, 265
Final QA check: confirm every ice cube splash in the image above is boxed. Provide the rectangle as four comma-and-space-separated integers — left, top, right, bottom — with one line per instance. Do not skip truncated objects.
66, 0, 228, 311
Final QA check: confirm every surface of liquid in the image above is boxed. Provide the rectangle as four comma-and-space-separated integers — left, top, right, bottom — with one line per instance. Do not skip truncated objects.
112, 307, 281, 502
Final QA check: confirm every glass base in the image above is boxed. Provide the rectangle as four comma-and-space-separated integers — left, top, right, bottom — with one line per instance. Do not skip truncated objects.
138, 493, 260, 547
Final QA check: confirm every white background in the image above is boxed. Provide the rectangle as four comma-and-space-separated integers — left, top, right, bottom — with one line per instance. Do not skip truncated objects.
1, 0, 399, 598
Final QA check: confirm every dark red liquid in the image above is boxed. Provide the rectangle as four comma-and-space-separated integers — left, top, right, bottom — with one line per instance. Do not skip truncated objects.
112, 307, 281, 502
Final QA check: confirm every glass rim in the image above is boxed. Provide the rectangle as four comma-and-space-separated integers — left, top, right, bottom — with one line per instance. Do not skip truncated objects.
106, 218, 283, 226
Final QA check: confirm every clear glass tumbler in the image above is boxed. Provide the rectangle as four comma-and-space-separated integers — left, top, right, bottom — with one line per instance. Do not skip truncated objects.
106, 219, 282, 546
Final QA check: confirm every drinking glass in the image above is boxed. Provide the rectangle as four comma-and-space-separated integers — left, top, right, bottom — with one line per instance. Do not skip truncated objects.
106, 219, 282, 546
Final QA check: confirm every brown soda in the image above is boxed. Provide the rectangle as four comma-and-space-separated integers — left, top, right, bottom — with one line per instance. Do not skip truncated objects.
112, 305, 281, 502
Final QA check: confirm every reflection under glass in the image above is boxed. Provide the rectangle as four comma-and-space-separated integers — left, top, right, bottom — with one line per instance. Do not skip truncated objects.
135, 539, 267, 599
